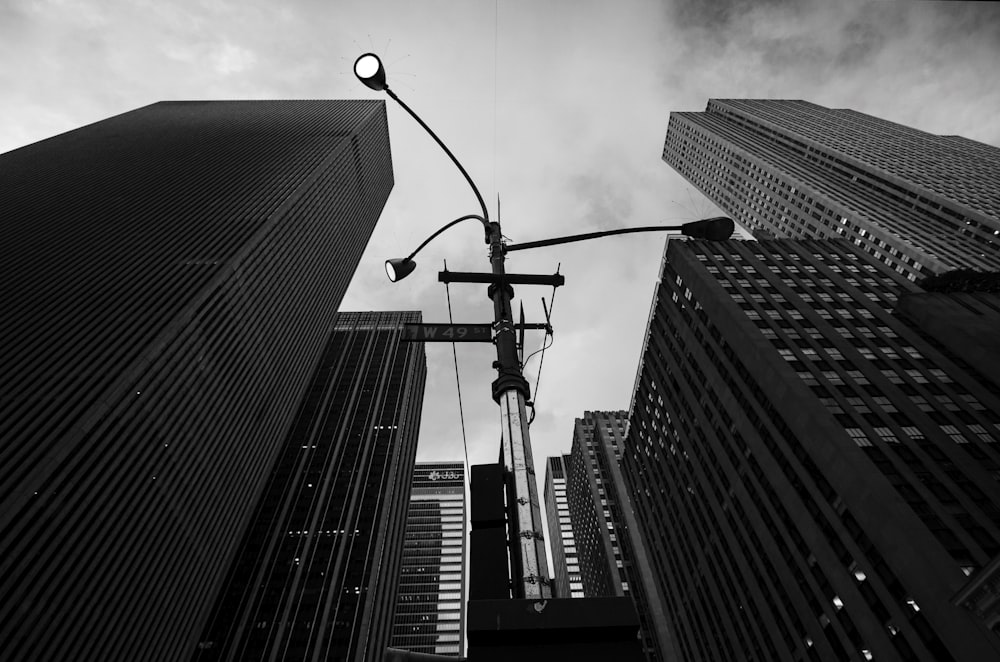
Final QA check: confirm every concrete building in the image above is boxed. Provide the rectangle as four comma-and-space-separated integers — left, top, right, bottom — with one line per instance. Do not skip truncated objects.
623, 237, 1000, 661
544, 455, 583, 598
566, 411, 677, 662
391, 461, 467, 656
663, 100, 1000, 280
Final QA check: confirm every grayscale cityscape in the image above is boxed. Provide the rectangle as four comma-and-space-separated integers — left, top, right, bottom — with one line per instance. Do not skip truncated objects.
2, 2, 999, 661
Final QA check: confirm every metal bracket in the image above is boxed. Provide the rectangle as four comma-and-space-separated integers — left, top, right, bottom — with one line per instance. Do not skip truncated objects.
522, 575, 553, 586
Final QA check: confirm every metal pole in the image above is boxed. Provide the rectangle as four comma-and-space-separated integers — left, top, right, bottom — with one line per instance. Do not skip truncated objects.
486, 221, 552, 600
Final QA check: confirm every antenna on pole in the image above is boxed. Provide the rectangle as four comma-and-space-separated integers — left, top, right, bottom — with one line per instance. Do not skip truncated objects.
517, 302, 526, 366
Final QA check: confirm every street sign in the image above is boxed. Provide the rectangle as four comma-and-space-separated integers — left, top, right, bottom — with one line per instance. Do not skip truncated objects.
402, 323, 493, 343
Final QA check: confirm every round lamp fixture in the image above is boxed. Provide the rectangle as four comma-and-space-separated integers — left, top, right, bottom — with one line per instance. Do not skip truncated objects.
385, 257, 416, 282
354, 53, 387, 91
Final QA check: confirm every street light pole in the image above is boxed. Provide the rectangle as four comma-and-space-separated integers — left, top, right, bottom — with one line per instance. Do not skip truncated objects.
356, 52, 735, 603
356, 53, 552, 599
485, 220, 551, 599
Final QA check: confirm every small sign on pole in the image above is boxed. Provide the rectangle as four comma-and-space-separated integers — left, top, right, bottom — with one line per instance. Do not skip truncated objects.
402, 323, 494, 343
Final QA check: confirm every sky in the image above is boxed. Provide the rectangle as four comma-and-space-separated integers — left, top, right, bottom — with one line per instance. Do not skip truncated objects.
3, 0, 1000, 568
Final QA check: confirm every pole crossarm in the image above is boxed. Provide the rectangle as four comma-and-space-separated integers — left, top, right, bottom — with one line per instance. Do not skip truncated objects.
438, 270, 565, 287
504, 224, 686, 252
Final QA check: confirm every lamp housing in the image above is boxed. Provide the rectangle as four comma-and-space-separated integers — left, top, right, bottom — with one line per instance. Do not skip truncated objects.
385, 257, 416, 282
680, 217, 735, 241
354, 53, 388, 91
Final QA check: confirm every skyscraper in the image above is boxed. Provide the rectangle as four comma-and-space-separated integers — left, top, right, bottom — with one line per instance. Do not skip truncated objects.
391, 461, 467, 656
662, 100, 1000, 280
194, 311, 426, 662
565, 411, 675, 662
544, 455, 583, 598
623, 236, 1000, 661
566, 412, 631, 598
0, 101, 393, 661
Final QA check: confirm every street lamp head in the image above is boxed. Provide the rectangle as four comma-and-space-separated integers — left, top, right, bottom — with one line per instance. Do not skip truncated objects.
385, 257, 416, 282
681, 216, 735, 241
354, 53, 387, 91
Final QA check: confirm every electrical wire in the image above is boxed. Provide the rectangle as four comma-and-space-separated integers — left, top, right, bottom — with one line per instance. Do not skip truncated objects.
521, 332, 552, 371
443, 261, 471, 481
493, 0, 498, 210
525, 274, 560, 426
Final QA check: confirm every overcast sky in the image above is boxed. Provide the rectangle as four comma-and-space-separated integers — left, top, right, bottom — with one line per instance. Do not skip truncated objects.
4, 0, 1000, 555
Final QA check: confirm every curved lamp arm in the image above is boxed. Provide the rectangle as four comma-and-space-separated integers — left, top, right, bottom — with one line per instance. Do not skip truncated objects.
384, 88, 490, 226
384, 214, 487, 282
405, 214, 488, 261
355, 54, 489, 226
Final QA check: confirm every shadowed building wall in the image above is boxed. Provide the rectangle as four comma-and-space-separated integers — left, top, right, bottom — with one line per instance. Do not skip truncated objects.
193, 311, 426, 662
0, 100, 393, 661
623, 237, 1000, 661
566, 412, 677, 662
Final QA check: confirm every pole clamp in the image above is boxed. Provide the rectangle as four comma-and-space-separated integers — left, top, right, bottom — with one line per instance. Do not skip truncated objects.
491, 371, 531, 403
522, 575, 553, 586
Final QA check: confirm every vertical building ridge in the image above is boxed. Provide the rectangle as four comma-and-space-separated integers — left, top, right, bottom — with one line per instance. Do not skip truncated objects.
564, 410, 676, 662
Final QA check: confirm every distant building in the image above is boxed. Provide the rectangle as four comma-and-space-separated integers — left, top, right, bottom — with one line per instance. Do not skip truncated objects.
0, 100, 393, 661
391, 461, 466, 656
194, 311, 426, 662
623, 237, 1000, 661
566, 412, 631, 597
566, 411, 677, 662
663, 100, 1000, 280
544, 455, 583, 598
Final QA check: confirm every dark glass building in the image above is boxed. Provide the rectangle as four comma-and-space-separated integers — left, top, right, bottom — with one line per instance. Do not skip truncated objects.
544, 455, 583, 598
0, 101, 393, 661
194, 311, 426, 661
566, 411, 676, 662
391, 461, 466, 656
623, 236, 1000, 661
662, 100, 1000, 280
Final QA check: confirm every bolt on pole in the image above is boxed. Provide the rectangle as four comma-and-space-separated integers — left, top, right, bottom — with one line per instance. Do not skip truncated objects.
487, 221, 552, 600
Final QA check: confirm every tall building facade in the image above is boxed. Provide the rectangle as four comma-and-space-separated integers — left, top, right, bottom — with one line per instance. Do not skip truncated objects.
566, 412, 632, 597
663, 100, 1000, 280
0, 101, 393, 661
566, 412, 676, 662
544, 455, 583, 598
391, 461, 466, 656
623, 237, 1000, 661
194, 311, 426, 662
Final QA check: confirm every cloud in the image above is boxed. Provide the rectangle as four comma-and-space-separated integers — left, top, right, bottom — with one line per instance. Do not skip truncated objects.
567, 172, 635, 231
4, 0, 999, 521
211, 41, 257, 74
